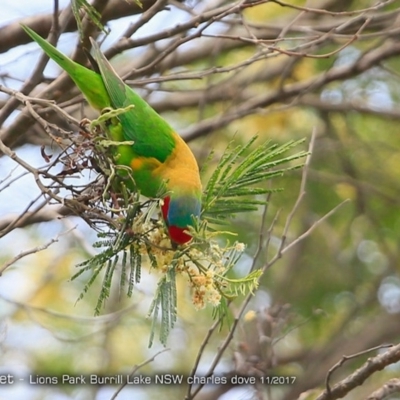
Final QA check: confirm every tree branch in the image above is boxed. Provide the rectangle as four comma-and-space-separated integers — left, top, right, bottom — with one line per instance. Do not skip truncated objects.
0, 0, 165, 54
314, 343, 400, 400
367, 378, 400, 400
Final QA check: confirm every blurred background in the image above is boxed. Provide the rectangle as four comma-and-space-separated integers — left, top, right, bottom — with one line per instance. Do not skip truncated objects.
0, 1, 400, 399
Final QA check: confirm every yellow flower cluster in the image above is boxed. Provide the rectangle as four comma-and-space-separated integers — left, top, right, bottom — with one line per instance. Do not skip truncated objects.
137, 221, 175, 271
187, 265, 222, 310
184, 240, 247, 309
130, 212, 246, 310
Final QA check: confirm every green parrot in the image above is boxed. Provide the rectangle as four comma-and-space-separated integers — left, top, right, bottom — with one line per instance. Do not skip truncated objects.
21, 25, 202, 245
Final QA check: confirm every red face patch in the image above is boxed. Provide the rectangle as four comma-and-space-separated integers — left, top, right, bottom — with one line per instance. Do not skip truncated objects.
168, 225, 192, 244
161, 196, 192, 244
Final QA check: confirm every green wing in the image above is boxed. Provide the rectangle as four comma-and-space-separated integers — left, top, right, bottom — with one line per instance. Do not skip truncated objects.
89, 38, 176, 163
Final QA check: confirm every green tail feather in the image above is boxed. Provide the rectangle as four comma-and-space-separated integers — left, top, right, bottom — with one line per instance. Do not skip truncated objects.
21, 24, 109, 110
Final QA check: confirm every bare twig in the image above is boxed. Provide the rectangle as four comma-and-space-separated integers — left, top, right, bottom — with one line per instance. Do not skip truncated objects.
315, 343, 400, 400
325, 344, 394, 395
110, 348, 170, 400
183, 38, 400, 141
0, 2, 74, 126
281, 198, 349, 257
250, 191, 272, 272
269, 0, 396, 16
122, 0, 169, 39
0, 226, 76, 275
367, 378, 400, 400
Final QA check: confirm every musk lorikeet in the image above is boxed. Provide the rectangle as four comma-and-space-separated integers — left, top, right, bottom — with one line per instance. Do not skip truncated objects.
21, 25, 202, 245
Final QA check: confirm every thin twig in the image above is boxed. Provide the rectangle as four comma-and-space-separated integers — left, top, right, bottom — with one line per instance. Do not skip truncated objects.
325, 344, 394, 395
122, 0, 168, 39
110, 348, 170, 400
250, 191, 272, 272
269, 128, 316, 264
0, 226, 76, 275
280, 199, 350, 257
185, 318, 222, 399
315, 343, 400, 400
269, 0, 396, 16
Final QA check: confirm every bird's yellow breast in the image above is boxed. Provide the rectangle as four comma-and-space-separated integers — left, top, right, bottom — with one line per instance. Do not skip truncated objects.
156, 133, 202, 193
127, 133, 201, 198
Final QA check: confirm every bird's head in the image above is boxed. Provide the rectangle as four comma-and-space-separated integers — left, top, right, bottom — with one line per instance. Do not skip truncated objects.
161, 195, 201, 245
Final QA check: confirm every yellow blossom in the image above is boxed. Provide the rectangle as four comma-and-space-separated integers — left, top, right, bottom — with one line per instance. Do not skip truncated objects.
235, 242, 246, 252
244, 310, 257, 322
187, 264, 199, 276
192, 275, 206, 287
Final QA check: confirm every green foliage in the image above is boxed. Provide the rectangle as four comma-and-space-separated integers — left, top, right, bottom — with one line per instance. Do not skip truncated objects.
71, 193, 148, 315
71, 126, 307, 346
71, 0, 143, 38
71, 0, 106, 37
202, 136, 308, 225
148, 265, 177, 347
